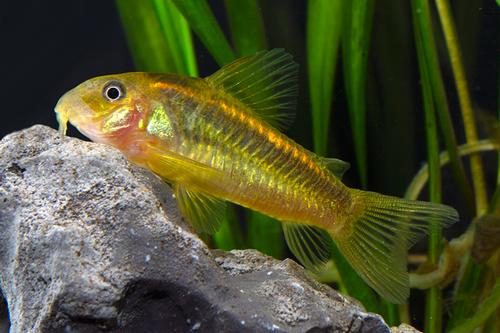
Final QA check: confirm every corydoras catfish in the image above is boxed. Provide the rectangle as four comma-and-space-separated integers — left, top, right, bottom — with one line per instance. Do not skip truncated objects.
55, 49, 458, 303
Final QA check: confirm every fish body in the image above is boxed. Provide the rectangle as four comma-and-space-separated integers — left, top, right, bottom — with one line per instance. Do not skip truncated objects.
55, 49, 458, 303
142, 75, 349, 230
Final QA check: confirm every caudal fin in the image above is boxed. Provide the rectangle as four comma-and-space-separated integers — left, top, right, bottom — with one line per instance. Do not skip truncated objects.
333, 189, 458, 304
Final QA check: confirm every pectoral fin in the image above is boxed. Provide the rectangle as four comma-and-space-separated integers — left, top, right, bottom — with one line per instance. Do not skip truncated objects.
145, 143, 225, 186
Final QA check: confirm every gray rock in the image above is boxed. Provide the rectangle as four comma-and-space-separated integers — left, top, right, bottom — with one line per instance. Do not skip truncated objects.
390, 324, 422, 333
0, 125, 394, 333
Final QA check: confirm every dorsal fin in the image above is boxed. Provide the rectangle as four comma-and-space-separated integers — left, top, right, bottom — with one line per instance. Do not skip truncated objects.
205, 49, 299, 131
322, 157, 350, 179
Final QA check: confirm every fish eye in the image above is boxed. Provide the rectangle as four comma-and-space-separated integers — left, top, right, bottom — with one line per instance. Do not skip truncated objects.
103, 81, 125, 102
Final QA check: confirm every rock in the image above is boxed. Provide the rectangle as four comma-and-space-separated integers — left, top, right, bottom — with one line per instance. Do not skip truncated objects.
391, 324, 422, 333
0, 125, 395, 332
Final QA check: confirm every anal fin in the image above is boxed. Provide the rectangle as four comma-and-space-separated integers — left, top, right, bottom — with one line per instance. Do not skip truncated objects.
282, 222, 332, 272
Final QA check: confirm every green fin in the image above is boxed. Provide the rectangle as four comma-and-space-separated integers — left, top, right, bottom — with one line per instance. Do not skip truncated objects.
282, 222, 332, 272
174, 184, 226, 234
322, 157, 350, 179
205, 48, 299, 130
333, 189, 458, 303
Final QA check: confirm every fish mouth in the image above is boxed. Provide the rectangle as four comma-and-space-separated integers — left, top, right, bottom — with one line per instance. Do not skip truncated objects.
54, 87, 81, 139
55, 103, 69, 138
54, 88, 101, 141
54, 90, 118, 144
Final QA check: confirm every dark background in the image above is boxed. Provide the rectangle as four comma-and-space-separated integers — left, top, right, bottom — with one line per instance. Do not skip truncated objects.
0, 1, 134, 138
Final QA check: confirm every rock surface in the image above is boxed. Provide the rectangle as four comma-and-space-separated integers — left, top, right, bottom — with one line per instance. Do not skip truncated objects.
0, 125, 397, 332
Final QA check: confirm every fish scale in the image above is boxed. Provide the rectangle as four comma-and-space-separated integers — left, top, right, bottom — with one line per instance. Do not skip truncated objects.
167, 87, 344, 225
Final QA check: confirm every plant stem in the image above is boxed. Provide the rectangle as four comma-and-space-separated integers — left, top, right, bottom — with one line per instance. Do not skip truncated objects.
435, 0, 488, 215
412, 1, 443, 330
410, 0, 475, 213
405, 140, 499, 200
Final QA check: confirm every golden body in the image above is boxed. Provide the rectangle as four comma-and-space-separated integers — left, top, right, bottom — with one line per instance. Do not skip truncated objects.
140, 76, 351, 232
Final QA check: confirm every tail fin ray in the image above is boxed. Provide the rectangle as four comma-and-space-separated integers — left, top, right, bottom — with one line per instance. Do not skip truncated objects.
334, 189, 458, 303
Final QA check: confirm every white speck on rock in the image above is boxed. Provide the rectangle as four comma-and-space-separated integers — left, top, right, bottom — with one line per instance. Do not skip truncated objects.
267, 271, 273, 276
239, 289, 245, 293
191, 254, 199, 261
191, 322, 201, 331
241, 320, 246, 325
291, 282, 304, 292
145, 255, 151, 262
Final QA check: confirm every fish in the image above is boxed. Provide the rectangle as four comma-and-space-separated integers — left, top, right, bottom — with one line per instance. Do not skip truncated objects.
54, 49, 458, 303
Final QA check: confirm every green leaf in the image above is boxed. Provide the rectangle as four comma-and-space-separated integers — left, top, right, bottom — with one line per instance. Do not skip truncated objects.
213, 206, 246, 250
115, 0, 176, 72
172, 0, 235, 66
152, 0, 198, 76
411, 1, 445, 331
224, 0, 267, 56
247, 211, 284, 259
410, 0, 475, 214
435, 0, 487, 215
307, 0, 342, 157
342, 0, 374, 188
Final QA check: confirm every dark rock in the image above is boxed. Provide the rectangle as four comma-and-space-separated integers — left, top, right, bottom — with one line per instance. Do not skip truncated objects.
0, 125, 395, 333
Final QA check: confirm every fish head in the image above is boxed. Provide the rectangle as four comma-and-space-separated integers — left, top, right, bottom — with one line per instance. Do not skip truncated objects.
54, 73, 151, 147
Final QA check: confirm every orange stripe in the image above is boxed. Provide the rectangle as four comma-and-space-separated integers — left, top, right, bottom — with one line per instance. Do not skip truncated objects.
151, 80, 326, 179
